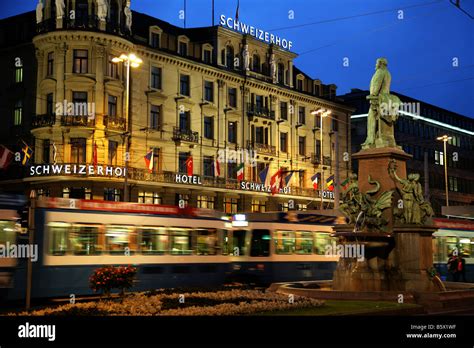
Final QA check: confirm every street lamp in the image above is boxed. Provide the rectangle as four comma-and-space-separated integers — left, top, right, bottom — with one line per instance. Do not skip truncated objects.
437, 135, 452, 208
112, 53, 142, 202
311, 108, 331, 209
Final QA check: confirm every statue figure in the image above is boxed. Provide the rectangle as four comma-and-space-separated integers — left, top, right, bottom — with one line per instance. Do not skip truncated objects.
124, 1, 132, 31
55, 0, 65, 18
388, 159, 434, 224
339, 174, 394, 232
270, 53, 277, 82
242, 44, 250, 71
36, 0, 44, 24
97, 0, 109, 21
362, 58, 401, 149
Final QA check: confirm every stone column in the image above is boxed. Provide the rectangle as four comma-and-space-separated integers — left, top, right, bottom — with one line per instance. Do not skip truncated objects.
55, 43, 67, 124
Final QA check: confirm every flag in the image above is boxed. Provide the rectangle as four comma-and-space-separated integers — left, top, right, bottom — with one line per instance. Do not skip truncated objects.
236, 163, 244, 181
258, 166, 269, 186
341, 177, 350, 191
0, 145, 13, 170
52, 142, 57, 164
214, 158, 220, 177
311, 173, 320, 190
235, 0, 240, 21
185, 155, 193, 176
326, 175, 335, 191
93, 142, 98, 167
283, 172, 293, 188
21, 141, 33, 166
270, 168, 283, 195
144, 150, 154, 173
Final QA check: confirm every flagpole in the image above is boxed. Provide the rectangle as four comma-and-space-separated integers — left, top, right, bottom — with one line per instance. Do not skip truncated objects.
184, 0, 187, 28
212, 0, 215, 26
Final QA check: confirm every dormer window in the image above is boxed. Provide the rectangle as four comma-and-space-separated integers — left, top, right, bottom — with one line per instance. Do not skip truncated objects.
202, 44, 213, 64
178, 35, 190, 57
225, 45, 234, 69
149, 26, 163, 49
296, 76, 304, 91
313, 81, 321, 96
252, 54, 260, 72
277, 63, 285, 84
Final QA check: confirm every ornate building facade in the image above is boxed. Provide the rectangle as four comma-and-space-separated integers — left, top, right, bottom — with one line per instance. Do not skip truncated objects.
0, 0, 353, 213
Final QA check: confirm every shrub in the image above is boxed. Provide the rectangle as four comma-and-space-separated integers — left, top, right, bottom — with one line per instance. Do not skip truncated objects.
89, 265, 137, 297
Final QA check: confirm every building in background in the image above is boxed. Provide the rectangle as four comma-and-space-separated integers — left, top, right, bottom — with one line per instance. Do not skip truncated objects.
0, 0, 353, 213
340, 88, 474, 216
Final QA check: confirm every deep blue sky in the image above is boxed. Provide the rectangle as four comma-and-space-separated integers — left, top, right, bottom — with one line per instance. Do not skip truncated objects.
1, 0, 473, 117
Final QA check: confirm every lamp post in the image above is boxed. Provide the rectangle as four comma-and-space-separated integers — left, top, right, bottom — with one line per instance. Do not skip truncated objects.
112, 53, 142, 202
437, 135, 452, 208
311, 108, 331, 210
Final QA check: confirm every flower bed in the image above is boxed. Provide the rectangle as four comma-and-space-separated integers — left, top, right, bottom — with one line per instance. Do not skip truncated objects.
10, 289, 324, 316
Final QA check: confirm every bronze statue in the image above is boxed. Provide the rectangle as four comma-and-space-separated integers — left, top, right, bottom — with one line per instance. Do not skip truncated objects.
362, 58, 401, 149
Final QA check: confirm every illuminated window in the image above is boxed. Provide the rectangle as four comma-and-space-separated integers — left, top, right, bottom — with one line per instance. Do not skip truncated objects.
70, 224, 101, 255
251, 199, 266, 212
14, 100, 22, 125
73, 49, 88, 74
314, 232, 333, 255
169, 228, 192, 255
197, 195, 215, 209
175, 193, 189, 207
223, 198, 238, 214
297, 203, 307, 211
15, 66, 23, 83
295, 231, 313, 254
138, 191, 162, 204
47, 222, 70, 255
279, 202, 289, 212
435, 150, 444, 166
0, 220, 17, 246
105, 225, 135, 254
139, 227, 167, 254
104, 188, 121, 202
195, 229, 217, 255
274, 231, 295, 254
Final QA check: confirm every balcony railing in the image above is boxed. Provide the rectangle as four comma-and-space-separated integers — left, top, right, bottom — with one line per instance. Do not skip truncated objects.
65, 15, 99, 30
172, 127, 199, 143
247, 141, 276, 156
323, 156, 332, 166
36, 18, 55, 34
32, 114, 56, 128
310, 153, 320, 165
60, 115, 95, 127
247, 103, 275, 120
104, 115, 126, 132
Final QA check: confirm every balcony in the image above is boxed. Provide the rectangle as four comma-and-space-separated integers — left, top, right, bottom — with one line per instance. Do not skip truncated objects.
247, 103, 275, 120
32, 114, 55, 128
104, 115, 126, 132
66, 15, 99, 30
323, 156, 332, 166
60, 115, 95, 127
311, 153, 320, 165
172, 127, 199, 143
247, 141, 276, 156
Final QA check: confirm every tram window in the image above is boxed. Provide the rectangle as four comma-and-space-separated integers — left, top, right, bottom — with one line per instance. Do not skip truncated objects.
232, 230, 247, 256
105, 225, 136, 254
48, 222, 70, 255
459, 237, 473, 258
0, 220, 17, 245
444, 237, 458, 257
220, 229, 231, 255
295, 231, 313, 254
169, 228, 192, 255
70, 224, 102, 255
139, 227, 168, 255
314, 232, 332, 255
195, 229, 217, 255
250, 229, 270, 257
274, 231, 295, 254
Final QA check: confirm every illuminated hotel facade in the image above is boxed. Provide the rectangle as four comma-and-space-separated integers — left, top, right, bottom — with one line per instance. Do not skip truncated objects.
0, 0, 353, 213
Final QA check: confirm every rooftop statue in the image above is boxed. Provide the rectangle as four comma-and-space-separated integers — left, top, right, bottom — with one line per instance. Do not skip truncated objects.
243, 44, 250, 71
36, 0, 44, 24
362, 58, 401, 149
55, 0, 65, 19
97, 0, 109, 21
124, 1, 132, 31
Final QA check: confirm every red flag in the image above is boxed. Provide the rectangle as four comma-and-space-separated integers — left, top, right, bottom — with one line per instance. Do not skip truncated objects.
270, 168, 283, 195
185, 155, 193, 176
214, 158, 220, 177
0, 145, 13, 170
144, 150, 154, 173
93, 142, 98, 167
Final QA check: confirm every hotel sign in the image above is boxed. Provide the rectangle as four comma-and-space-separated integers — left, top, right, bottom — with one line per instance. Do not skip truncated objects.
175, 174, 202, 185
240, 181, 291, 194
29, 164, 126, 177
220, 15, 293, 51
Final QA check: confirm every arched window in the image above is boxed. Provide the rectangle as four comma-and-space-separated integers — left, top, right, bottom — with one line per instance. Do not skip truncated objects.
278, 63, 285, 84
252, 54, 260, 72
226, 45, 234, 69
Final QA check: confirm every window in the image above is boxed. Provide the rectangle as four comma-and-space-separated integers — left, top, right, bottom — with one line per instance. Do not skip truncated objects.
195, 229, 217, 255
47, 222, 69, 255
151, 148, 160, 173
228, 121, 237, 143
150, 105, 161, 130
14, 100, 22, 125
228, 87, 237, 107
43, 139, 50, 163
250, 229, 270, 257
46, 93, 54, 115
150, 32, 160, 48
197, 195, 215, 209
151, 66, 162, 89
435, 150, 444, 166
178, 152, 190, 174
204, 116, 214, 139
225, 45, 234, 69
223, 198, 238, 214
274, 231, 295, 254
175, 193, 189, 207
278, 63, 285, 84
279, 202, 289, 212
280, 102, 288, 120
106, 225, 134, 254
70, 224, 101, 255
70, 138, 86, 163
15, 66, 23, 83
179, 41, 188, 56
203, 156, 213, 177
138, 191, 162, 204
204, 81, 214, 102
295, 231, 313, 254
104, 188, 121, 202
72, 91, 88, 116
314, 232, 333, 255
297, 79, 303, 91
108, 141, 118, 165
62, 187, 92, 199
108, 95, 117, 117
449, 176, 458, 192
227, 163, 237, 180
169, 228, 192, 255
299, 136, 306, 156
232, 230, 247, 256
203, 49, 212, 64
298, 106, 305, 124
139, 227, 167, 254
47, 52, 54, 76
280, 132, 288, 153
179, 111, 190, 131
297, 203, 307, 211
180, 74, 190, 96
251, 199, 266, 213
73, 49, 88, 74
332, 118, 338, 132
108, 55, 118, 78
252, 54, 260, 72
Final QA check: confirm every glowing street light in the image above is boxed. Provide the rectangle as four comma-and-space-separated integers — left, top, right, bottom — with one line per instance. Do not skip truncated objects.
437, 135, 452, 208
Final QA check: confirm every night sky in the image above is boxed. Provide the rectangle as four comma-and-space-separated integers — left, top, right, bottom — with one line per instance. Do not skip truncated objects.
1, 0, 473, 117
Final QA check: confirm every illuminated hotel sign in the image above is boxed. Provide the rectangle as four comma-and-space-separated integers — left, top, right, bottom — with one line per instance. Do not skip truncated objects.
29, 164, 126, 177
319, 190, 335, 199
175, 174, 202, 185
240, 181, 291, 194
219, 15, 293, 51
